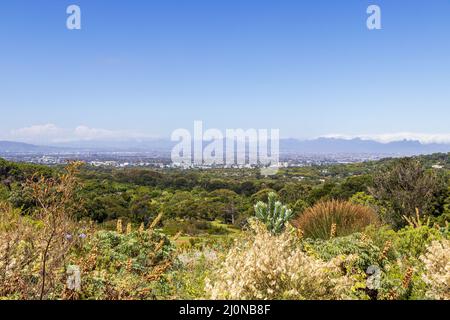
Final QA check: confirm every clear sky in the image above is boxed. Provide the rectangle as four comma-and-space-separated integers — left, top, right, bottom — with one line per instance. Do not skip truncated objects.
1, 0, 450, 143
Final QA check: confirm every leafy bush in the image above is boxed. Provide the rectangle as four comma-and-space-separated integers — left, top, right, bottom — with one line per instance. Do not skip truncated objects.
304, 233, 383, 271
70, 225, 175, 300
435, 186, 450, 225
254, 192, 294, 234
303, 228, 436, 300
369, 158, 446, 228
293, 200, 379, 240
356, 224, 449, 300
169, 248, 220, 299
350, 192, 388, 218
163, 219, 230, 236
365, 222, 449, 262
205, 220, 355, 300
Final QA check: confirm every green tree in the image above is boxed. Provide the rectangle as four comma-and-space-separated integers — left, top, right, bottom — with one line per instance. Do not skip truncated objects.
369, 158, 446, 228
209, 189, 243, 224
279, 182, 310, 204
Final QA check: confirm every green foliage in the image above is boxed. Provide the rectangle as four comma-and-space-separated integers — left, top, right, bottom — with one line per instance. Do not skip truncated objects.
163, 219, 230, 236
254, 192, 294, 234
300, 224, 449, 300
169, 248, 221, 299
350, 192, 388, 220
362, 224, 448, 299
291, 199, 309, 215
443, 187, 450, 214
330, 175, 373, 200
365, 224, 449, 261
71, 229, 175, 300
0, 154, 450, 299
370, 158, 447, 229
250, 188, 277, 203
435, 186, 450, 225
278, 183, 310, 204
307, 182, 337, 204
350, 192, 378, 207
305, 233, 383, 270
1, 154, 449, 300
86, 229, 173, 267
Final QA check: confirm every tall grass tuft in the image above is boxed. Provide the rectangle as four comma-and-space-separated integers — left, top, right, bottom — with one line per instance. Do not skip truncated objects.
293, 200, 379, 240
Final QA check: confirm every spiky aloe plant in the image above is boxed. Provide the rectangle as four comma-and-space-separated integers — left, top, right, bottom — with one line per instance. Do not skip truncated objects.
254, 192, 294, 234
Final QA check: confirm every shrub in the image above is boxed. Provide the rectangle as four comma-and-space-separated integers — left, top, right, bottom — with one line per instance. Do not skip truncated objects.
0, 162, 84, 300
435, 186, 450, 225
365, 222, 449, 262
359, 224, 449, 300
254, 192, 294, 234
170, 248, 220, 299
291, 199, 309, 216
304, 233, 383, 271
0, 202, 38, 299
350, 192, 388, 218
369, 158, 446, 229
163, 219, 230, 236
304, 229, 432, 300
293, 200, 379, 240
420, 239, 450, 300
205, 221, 355, 300
70, 226, 175, 300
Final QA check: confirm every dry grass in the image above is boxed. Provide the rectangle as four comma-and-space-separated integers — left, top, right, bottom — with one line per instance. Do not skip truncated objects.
205, 220, 355, 300
420, 239, 450, 300
292, 200, 379, 240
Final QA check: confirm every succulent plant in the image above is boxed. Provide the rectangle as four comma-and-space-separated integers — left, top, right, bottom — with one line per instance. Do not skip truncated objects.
254, 192, 294, 234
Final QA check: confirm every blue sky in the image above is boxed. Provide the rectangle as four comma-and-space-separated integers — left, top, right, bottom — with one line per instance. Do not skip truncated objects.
1, 0, 450, 143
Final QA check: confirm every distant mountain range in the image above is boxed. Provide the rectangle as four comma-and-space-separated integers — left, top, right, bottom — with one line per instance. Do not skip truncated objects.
1, 138, 450, 156
279, 138, 450, 155
0, 141, 63, 153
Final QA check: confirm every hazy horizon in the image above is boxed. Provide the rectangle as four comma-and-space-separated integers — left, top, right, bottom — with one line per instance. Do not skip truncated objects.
2, 124, 450, 146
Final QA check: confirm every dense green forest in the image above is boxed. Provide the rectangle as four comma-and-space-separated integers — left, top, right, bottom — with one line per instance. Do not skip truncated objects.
2, 154, 449, 231
0, 154, 449, 300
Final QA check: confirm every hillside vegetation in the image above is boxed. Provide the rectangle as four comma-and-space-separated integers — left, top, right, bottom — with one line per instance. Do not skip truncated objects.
0, 153, 449, 300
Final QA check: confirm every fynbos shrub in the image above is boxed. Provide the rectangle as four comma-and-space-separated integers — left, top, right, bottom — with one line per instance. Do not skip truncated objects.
293, 200, 379, 240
